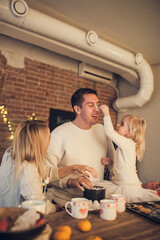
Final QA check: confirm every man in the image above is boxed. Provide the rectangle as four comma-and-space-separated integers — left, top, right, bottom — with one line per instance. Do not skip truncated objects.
45, 88, 115, 206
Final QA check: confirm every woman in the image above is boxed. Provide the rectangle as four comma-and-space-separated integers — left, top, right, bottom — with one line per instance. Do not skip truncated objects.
0, 120, 98, 213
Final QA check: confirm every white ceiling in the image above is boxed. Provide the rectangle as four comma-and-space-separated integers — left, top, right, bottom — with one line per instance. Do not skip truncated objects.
25, 0, 160, 66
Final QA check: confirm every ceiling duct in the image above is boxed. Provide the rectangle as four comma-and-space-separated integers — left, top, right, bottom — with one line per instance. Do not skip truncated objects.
10, 0, 28, 17
78, 63, 113, 84
0, 0, 154, 111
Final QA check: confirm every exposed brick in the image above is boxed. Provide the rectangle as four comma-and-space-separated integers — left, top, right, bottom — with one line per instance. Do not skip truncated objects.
0, 53, 117, 162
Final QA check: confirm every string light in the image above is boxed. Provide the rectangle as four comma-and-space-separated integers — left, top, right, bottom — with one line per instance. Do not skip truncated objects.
0, 105, 14, 139
0, 106, 38, 140
30, 113, 38, 120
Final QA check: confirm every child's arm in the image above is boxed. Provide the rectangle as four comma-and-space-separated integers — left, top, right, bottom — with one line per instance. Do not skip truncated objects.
100, 104, 132, 150
58, 165, 98, 179
100, 105, 114, 167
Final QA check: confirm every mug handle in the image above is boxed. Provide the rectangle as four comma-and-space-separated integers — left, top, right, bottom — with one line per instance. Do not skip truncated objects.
65, 202, 72, 216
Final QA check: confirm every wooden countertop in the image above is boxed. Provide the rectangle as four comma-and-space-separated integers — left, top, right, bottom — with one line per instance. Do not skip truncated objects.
45, 209, 160, 240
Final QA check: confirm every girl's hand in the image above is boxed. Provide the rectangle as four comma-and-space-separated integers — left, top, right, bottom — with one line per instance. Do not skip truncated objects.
142, 181, 160, 190
74, 165, 98, 178
100, 105, 110, 116
101, 157, 113, 166
157, 187, 160, 196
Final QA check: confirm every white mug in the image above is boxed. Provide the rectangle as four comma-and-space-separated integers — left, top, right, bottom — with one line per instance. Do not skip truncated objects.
111, 194, 126, 213
65, 198, 88, 219
21, 199, 46, 214
100, 199, 117, 221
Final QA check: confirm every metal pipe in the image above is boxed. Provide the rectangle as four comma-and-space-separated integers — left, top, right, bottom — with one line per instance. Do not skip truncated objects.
0, 0, 154, 111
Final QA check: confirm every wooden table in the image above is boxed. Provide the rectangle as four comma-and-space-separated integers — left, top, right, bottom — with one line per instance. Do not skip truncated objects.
45, 209, 160, 240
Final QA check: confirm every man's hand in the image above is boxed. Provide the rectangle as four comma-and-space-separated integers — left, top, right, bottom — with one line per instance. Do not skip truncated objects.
66, 176, 93, 191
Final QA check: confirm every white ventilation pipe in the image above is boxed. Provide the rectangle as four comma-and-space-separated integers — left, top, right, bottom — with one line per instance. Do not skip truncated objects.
113, 59, 153, 110
0, 0, 154, 111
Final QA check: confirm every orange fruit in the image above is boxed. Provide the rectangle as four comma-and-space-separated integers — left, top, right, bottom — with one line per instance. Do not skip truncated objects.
53, 230, 70, 240
86, 236, 102, 240
57, 225, 71, 236
78, 220, 92, 232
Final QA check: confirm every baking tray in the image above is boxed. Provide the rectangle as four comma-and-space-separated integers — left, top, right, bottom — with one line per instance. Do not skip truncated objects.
126, 201, 160, 223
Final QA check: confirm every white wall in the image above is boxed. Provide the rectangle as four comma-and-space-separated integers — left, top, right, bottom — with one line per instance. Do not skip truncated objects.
117, 64, 160, 183
0, 35, 78, 71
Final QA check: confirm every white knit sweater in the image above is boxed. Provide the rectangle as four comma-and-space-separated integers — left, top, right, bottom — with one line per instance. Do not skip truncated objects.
45, 121, 114, 206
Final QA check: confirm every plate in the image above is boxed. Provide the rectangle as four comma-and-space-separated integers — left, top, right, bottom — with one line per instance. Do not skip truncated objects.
0, 208, 46, 240
126, 201, 160, 223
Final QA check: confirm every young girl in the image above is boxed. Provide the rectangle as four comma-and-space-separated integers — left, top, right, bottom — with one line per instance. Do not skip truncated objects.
0, 120, 98, 212
96, 105, 160, 202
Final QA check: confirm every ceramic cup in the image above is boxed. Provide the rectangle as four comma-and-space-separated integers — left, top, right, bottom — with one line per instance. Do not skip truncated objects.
21, 199, 46, 214
100, 199, 117, 221
65, 198, 88, 219
111, 194, 126, 213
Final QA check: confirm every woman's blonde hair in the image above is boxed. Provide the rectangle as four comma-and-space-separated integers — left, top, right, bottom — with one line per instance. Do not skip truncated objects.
124, 115, 146, 161
12, 120, 49, 180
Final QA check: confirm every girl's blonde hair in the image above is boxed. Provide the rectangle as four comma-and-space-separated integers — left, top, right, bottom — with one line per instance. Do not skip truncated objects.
125, 115, 146, 161
12, 120, 49, 180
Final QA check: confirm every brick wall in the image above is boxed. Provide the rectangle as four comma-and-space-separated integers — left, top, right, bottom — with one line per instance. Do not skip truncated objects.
0, 52, 117, 162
